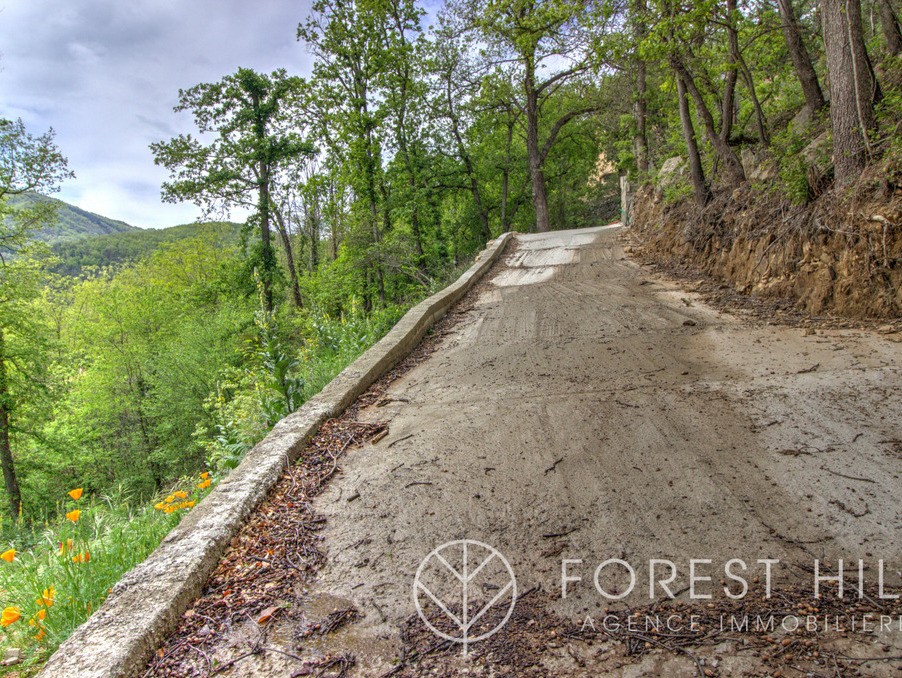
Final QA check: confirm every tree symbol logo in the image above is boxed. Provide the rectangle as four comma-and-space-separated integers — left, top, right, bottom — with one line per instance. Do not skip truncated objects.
413, 539, 517, 655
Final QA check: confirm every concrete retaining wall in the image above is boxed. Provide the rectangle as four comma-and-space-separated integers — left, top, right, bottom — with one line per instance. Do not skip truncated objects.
39, 233, 512, 678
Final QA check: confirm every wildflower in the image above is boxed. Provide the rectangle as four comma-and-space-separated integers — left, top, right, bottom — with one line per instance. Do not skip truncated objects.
66, 509, 81, 523
68, 488, 84, 501
197, 479, 211, 490
154, 502, 165, 511
59, 539, 73, 555
1, 607, 20, 626
71, 551, 90, 563
186, 501, 196, 508
173, 490, 188, 499
199, 472, 210, 480
34, 609, 46, 621
34, 628, 45, 640
37, 587, 55, 607
0, 548, 15, 562
165, 495, 175, 504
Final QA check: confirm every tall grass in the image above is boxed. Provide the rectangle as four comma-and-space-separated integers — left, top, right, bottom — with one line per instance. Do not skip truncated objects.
0, 479, 211, 674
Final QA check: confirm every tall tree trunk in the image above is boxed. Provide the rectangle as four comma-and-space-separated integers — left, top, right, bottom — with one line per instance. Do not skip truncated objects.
676, 73, 711, 206
722, 2, 739, 143
445, 73, 492, 242
776, 0, 827, 115
878, 0, 902, 54
822, 0, 878, 187
524, 57, 551, 232
671, 56, 746, 185
273, 207, 303, 309
309, 195, 320, 271
635, 59, 650, 172
501, 109, 516, 231
737, 56, 770, 145
258, 165, 276, 314
726, 0, 770, 145
387, 9, 427, 267
721, 60, 738, 143
363, 123, 385, 304
329, 181, 340, 260
0, 332, 22, 520
632, 0, 651, 172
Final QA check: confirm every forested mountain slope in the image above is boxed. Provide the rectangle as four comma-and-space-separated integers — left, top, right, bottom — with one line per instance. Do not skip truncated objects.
7, 193, 136, 243
50, 220, 241, 275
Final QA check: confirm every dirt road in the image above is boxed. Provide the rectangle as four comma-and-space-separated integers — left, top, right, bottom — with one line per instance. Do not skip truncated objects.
190, 225, 902, 676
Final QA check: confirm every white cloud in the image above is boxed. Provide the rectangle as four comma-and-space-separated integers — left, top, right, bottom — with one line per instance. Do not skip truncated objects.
0, 0, 314, 228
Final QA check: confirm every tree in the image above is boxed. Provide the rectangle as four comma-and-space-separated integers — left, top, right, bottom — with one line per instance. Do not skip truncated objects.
631, 0, 651, 174
775, 0, 826, 116
150, 69, 314, 313
299, 0, 393, 307
877, 0, 902, 56
0, 119, 73, 518
466, 0, 601, 232
821, 0, 878, 187
676, 72, 711, 205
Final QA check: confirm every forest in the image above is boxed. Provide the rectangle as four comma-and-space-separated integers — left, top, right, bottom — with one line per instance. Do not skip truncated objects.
1, 0, 902, 666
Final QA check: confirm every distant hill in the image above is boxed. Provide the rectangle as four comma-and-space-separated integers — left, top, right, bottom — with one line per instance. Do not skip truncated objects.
8, 192, 138, 243
51, 221, 243, 276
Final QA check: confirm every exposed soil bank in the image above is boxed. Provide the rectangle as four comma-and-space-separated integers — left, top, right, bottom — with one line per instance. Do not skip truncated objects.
629, 183, 902, 320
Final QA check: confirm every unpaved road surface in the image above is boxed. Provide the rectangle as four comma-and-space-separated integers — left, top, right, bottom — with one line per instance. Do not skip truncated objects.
215, 225, 902, 676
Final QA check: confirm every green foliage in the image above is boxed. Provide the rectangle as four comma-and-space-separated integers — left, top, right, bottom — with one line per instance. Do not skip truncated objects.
50, 220, 240, 276
770, 124, 816, 204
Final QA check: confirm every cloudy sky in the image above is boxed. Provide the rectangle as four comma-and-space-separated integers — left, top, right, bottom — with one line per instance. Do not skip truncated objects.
0, 0, 316, 228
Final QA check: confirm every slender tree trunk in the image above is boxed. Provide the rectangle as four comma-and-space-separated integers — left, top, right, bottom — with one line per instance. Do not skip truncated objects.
722, 7, 739, 143
632, 0, 650, 172
672, 56, 746, 184
363, 125, 385, 304
777, 0, 827, 115
445, 73, 491, 242
273, 208, 303, 309
0, 332, 22, 519
524, 57, 551, 232
878, 0, 902, 54
726, 0, 769, 144
309, 194, 320, 270
737, 56, 770, 145
676, 73, 711, 206
329, 181, 339, 260
501, 109, 516, 231
258, 165, 276, 314
822, 0, 878, 186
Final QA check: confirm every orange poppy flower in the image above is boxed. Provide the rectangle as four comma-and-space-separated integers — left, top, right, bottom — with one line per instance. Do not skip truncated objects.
66, 509, 81, 523
38, 587, 55, 607
173, 490, 188, 499
1, 607, 21, 627
0, 549, 15, 563
199, 472, 210, 480
71, 551, 90, 564
68, 488, 83, 501
59, 539, 73, 555
197, 479, 211, 490
34, 628, 45, 640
